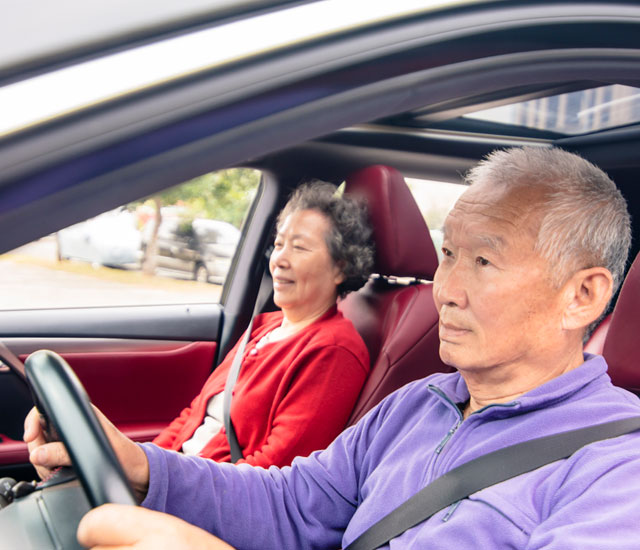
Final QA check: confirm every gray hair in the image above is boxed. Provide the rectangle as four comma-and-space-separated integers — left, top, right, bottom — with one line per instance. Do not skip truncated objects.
466, 146, 631, 319
277, 180, 374, 298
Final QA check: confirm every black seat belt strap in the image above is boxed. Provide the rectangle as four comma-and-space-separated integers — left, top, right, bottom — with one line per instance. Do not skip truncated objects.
222, 266, 272, 463
345, 416, 640, 550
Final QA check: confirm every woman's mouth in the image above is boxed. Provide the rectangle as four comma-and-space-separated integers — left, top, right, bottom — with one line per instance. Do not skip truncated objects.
273, 277, 294, 289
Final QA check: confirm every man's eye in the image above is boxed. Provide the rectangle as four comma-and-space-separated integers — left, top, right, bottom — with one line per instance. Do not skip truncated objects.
442, 247, 453, 258
476, 256, 490, 266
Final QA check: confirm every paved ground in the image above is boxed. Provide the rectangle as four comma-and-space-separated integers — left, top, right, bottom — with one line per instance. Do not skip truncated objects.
0, 237, 221, 309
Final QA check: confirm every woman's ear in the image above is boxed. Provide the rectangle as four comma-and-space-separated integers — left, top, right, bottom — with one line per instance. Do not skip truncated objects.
562, 267, 613, 331
333, 261, 346, 286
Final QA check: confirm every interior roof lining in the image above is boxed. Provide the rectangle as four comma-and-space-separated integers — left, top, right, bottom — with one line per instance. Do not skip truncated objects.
6, 47, 640, 186
3, 46, 640, 253
5, 3, 640, 176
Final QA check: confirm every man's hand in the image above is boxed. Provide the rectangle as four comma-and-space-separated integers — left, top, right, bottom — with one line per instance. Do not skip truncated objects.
23, 407, 70, 480
23, 406, 151, 501
78, 504, 236, 550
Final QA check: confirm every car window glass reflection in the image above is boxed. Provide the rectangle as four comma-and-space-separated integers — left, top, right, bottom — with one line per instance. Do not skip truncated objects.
0, 168, 260, 310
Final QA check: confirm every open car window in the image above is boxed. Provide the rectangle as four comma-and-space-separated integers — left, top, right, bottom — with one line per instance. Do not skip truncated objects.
0, 167, 260, 310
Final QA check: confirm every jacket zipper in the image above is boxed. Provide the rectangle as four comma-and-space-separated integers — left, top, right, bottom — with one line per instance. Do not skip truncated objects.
428, 385, 521, 455
435, 420, 461, 454
426, 386, 521, 522
428, 386, 463, 454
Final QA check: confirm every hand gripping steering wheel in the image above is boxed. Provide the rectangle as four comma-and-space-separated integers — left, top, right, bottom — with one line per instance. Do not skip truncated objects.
25, 349, 136, 507
0, 349, 136, 549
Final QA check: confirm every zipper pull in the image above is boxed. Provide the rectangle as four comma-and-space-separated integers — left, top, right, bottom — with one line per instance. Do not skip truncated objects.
435, 420, 460, 454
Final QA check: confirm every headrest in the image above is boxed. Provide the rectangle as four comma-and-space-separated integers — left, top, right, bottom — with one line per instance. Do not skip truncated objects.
345, 165, 439, 279
602, 251, 640, 390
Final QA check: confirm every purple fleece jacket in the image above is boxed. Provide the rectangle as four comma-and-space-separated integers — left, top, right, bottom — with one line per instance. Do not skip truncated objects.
142, 354, 640, 549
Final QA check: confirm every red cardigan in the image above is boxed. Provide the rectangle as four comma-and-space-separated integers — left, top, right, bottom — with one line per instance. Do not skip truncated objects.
153, 306, 369, 467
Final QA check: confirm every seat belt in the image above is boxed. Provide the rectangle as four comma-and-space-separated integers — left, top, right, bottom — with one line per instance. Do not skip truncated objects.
222, 266, 272, 463
344, 416, 640, 550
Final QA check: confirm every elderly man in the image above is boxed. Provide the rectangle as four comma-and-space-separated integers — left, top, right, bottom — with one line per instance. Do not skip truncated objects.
25, 147, 640, 549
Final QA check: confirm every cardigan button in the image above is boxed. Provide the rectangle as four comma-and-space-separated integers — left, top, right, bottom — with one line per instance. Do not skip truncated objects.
249, 348, 257, 355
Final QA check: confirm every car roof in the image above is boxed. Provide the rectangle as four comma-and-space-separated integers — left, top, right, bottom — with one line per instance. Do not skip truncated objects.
0, 1, 302, 82
1, 0, 640, 254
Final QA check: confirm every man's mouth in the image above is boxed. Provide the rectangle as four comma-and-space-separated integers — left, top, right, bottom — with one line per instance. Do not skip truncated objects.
439, 321, 471, 341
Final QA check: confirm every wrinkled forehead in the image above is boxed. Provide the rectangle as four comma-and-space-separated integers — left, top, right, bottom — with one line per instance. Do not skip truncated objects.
444, 181, 547, 246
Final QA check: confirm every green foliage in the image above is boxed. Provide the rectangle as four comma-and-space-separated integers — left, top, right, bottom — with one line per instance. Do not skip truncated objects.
176, 219, 195, 237
136, 168, 261, 228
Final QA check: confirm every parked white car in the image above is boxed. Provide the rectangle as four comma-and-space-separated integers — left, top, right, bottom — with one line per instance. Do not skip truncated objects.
56, 209, 143, 268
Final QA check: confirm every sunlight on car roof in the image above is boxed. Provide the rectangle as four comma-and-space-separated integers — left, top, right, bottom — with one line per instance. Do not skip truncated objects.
0, 0, 468, 138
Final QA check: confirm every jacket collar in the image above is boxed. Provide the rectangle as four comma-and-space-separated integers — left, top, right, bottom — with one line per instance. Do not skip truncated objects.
429, 353, 610, 417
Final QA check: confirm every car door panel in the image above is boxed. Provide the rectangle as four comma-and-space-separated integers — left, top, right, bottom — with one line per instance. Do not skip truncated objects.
0, 303, 223, 341
0, 369, 33, 478
0, 304, 222, 480
56, 340, 215, 426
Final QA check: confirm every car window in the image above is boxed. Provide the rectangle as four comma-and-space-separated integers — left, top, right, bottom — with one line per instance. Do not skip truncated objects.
405, 177, 467, 262
464, 84, 640, 136
0, 168, 260, 310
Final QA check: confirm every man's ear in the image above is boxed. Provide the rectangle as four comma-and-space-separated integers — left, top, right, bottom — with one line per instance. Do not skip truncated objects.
562, 267, 613, 331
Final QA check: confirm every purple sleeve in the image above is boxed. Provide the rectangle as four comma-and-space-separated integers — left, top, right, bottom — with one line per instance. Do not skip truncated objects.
139, 423, 367, 550
524, 434, 640, 549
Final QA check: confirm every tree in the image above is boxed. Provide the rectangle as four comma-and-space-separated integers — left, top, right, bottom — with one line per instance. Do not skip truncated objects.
137, 169, 260, 275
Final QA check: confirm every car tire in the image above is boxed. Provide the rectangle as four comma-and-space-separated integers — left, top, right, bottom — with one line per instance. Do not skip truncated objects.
194, 263, 209, 283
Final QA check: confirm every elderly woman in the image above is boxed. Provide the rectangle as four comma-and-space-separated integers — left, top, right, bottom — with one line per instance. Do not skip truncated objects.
152, 181, 374, 467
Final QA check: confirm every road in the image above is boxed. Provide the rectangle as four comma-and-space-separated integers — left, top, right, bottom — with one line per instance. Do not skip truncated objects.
0, 237, 222, 309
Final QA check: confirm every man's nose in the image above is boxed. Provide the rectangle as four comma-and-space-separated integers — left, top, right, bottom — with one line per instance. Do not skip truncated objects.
434, 261, 468, 309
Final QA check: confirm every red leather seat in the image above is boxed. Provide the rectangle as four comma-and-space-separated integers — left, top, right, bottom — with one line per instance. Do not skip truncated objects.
601, 252, 640, 394
339, 165, 454, 425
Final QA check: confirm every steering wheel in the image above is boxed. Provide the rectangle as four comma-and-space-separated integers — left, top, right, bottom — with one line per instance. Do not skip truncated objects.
0, 349, 136, 549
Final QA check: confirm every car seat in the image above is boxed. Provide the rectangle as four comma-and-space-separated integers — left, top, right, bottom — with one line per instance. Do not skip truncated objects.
338, 165, 454, 426
598, 252, 640, 395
